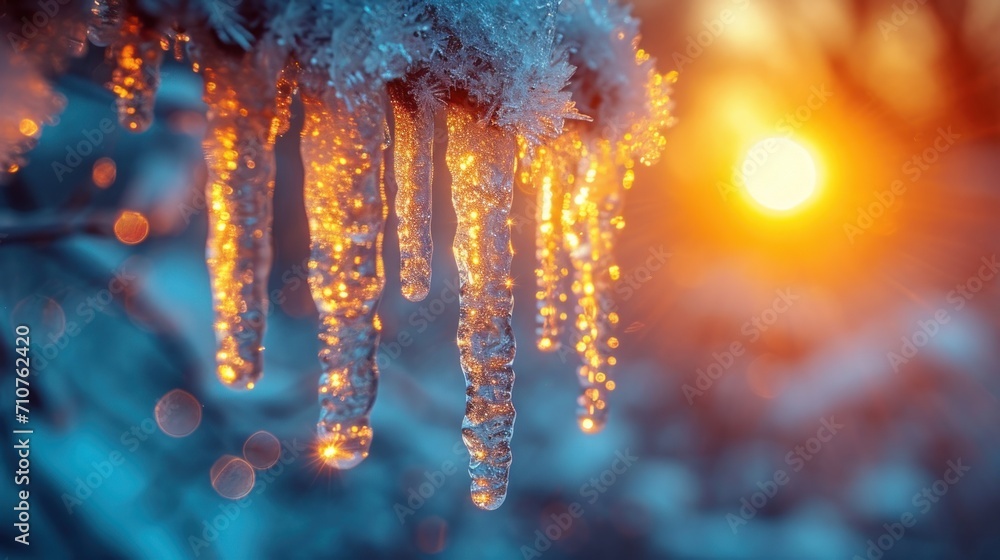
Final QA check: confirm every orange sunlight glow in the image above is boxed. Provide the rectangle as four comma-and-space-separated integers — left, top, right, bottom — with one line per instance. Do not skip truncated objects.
741, 137, 819, 212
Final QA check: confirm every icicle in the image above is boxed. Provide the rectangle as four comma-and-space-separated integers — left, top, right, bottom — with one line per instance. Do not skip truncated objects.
390, 86, 435, 302
66, 21, 90, 58
108, 16, 163, 132
525, 141, 572, 352
86, 0, 124, 47
300, 91, 387, 470
563, 141, 621, 435
446, 105, 517, 511
201, 50, 279, 390
268, 65, 297, 145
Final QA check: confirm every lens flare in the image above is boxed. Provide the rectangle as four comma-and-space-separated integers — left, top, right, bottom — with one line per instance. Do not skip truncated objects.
742, 138, 818, 212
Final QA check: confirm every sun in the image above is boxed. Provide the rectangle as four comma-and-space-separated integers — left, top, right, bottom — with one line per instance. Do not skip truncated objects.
741, 137, 819, 212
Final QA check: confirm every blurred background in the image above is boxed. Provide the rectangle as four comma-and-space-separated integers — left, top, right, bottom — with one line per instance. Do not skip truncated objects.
3, 0, 1000, 558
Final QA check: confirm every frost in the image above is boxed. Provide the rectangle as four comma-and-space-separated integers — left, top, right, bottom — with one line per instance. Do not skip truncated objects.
419, 0, 582, 144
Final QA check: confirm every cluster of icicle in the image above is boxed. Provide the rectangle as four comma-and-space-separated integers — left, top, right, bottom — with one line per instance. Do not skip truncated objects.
1, 0, 673, 510
526, 0, 676, 436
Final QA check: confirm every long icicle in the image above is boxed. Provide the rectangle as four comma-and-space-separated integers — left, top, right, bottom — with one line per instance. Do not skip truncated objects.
201, 50, 278, 390
446, 105, 517, 511
301, 91, 387, 470
390, 86, 435, 302
527, 142, 570, 351
594, 164, 625, 432
564, 142, 619, 434
108, 16, 163, 133
568, 69, 675, 432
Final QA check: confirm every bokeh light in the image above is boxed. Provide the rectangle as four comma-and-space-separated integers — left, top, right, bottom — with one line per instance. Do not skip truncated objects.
210, 456, 256, 500
154, 389, 202, 437
415, 517, 448, 554
113, 210, 150, 245
11, 295, 66, 340
243, 430, 281, 469
19, 118, 39, 137
92, 157, 117, 188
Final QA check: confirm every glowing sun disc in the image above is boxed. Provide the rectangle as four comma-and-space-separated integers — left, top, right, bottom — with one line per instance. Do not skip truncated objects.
742, 138, 818, 211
